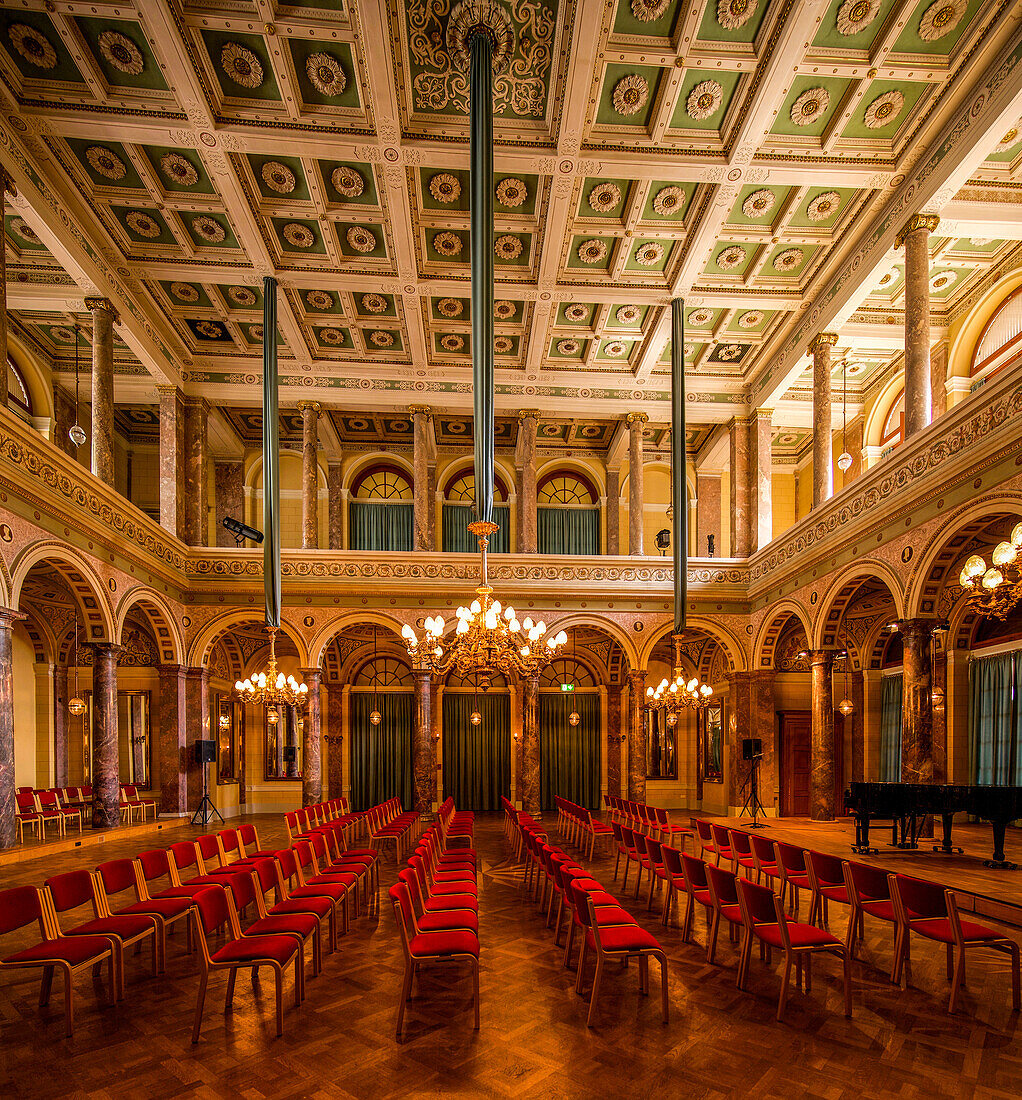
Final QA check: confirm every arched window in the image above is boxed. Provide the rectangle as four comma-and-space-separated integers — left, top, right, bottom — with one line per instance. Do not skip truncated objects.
972, 286, 1022, 381
7, 358, 32, 419
880, 390, 904, 457
349, 465, 413, 551
539, 658, 597, 689
537, 471, 600, 555
349, 650, 414, 810
353, 655, 413, 687
442, 470, 510, 553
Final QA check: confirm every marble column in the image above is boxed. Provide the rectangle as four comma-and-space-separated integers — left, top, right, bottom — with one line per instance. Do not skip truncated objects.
517, 410, 538, 553
606, 685, 623, 798
696, 473, 721, 558
930, 341, 949, 423
183, 398, 209, 546
184, 667, 209, 812
0, 175, 10, 408
752, 671, 777, 813
606, 469, 620, 555
809, 649, 836, 821
327, 463, 344, 550
53, 386, 80, 461
301, 669, 323, 806
627, 669, 646, 802
86, 297, 118, 487
298, 401, 320, 550
849, 669, 865, 785
900, 619, 934, 786
325, 683, 344, 800
751, 409, 772, 552
214, 461, 245, 547
810, 333, 837, 508
729, 416, 752, 558
410, 405, 432, 553
157, 386, 185, 538
0, 609, 26, 849
897, 214, 940, 440
521, 674, 540, 815
91, 643, 124, 829
53, 664, 69, 787
158, 664, 188, 814
727, 673, 752, 810
413, 667, 434, 815
627, 412, 647, 556
932, 636, 947, 785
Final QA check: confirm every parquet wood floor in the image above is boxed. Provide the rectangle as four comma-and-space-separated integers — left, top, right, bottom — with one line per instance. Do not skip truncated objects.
1, 812, 1021, 1099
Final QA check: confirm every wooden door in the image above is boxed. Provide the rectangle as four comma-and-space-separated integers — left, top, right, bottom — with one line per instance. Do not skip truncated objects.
780, 712, 812, 818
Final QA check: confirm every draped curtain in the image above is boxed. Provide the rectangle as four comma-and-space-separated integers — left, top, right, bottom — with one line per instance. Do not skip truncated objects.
537, 507, 599, 555
969, 651, 1022, 784
539, 692, 601, 812
349, 692, 413, 811
349, 502, 413, 551
442, 503, 510, 553
879, 674, 903, 782
442, 692, 510, 811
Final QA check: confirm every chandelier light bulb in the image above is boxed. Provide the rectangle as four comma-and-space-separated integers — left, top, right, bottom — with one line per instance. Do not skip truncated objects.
1012, 522, 1022, 549
992, 541, 1017, 568
68, 695, 86, 717
470, 711, 482, 726
370, 710, 382, 726
568, 711, 580, 727
523, 617, 533, 631
69, 423, 87, 448
471, 600, 481, 615
983, 568, 1004, 590
837, 451, 853, 472
838, 698, 855, 716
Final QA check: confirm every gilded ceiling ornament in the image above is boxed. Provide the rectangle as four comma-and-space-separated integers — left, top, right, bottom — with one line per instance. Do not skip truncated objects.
441, 333, 465, 351
634, 241, 664, 266
686, 80, 723, 121
433, 231, 463, 257
968, 238, 993, 246
331, 166, 365, 198
577, 238, 608, 264
556, 338, 581, 355
995, 125, 1020, 152
717, 343, 743, 361
160, 152, 199, 187
445, 0, 515, 74
741, 189, 775, 218
604, 341, 627, 357
807, 191, 841, 221
10, 217, 39, 244
86, 145, 127, 181
631, 0, 670, 21
863, 89, 904, 130
496, 178, 527, 207
615, 305, 641, 324
494, 335, 513, 354
918, 0, 967, 41
261, 161, 296, 194
306, 290, 333, 311
220, 43, 263, 89
196, 321, 224, 339
738, 310, 764, 328
688, 307, 713, 326
652, 186, 686, 217
494, 300, 516, 320
320, 328, 344, 345
773, 247, 804, 272
282, 222, 315, 248
717, 0, 757, 30
790, 87, 830, 126
429, 173, 462, 204
612, 74, 649, 116
369, 330, 395, 348
306, 52, 346, 96
588, 182, 622, 213
437, 297, 463, 318
171, 282, 199, 303
715, 245, 746, 270
249, 324, 264, 340
125, 210, 162, 239
346, 226, 377, 253
876, 269, 895, 288
193, 215, 226, 243
836, 0, 882, 35
9, 24, 57, 69
362, 292, 388, 313
97, 30, 144, 75
50, 326, 76, 343
564, 303, 590, 322
494, 234, 523, 260
930, 270, 956, 292
684, 343, 694, 357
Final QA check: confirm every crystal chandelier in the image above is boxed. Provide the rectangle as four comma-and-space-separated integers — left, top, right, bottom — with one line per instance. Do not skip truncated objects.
959, 523, 1022, 619
645, 669, 713, 727
235, 627, 308, 725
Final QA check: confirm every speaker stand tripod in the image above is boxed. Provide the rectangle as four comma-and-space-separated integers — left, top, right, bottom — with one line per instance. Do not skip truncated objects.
739, 754, 768, 829
191, 764, 224, 827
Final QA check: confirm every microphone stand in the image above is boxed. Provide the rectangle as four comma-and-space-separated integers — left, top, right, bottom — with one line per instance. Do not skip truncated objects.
739, 752, 768, 829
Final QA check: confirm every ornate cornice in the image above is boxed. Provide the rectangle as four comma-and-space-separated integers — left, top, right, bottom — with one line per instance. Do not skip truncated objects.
895, 214, 941, 249
808, 333, 838, 351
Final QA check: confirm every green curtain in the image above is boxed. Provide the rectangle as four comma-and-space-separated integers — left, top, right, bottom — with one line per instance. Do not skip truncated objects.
349, 692, 413, 811
539, 692, 601, 812
969, 652, 1022, 784
879, 674, 902, 782
442, 692, 510, 811
538, 507, 599, 555
442, 503, 510, 552
349, 501, 413, 551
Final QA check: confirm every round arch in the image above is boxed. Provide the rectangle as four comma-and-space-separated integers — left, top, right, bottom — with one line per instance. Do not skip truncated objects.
863, 374, 905, 451
244, 452, 328, 492
8, 333, 55, 422
11, 542, 115, 641
753, 601, 813, 670
439, 456, 515, 501
341, 452, 415, 498
812, 561, 905, 650
115, 587, 184, 665
535, 457, 606, 500
308, 610, 411, 669
17, 608, 55, 663
638, 616, 748, 676
187, 610, 310, 669
541, 613, 639, 671
947, 265, 1022, 383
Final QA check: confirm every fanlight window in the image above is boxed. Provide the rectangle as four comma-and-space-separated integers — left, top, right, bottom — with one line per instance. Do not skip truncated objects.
444, 472, 507, 502
537, 474, 595, 505
353, 468, 412, 500
446, 670, 508, 690
354, 656, 412, 687
7, 359, 31, 416
880, 390, 904, 454
973, 287, 1022, 377
539, 658, 596, 689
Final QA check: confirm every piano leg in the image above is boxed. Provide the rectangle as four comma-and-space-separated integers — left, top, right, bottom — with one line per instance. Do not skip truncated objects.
851, 815, 877, 856
932, 814, 963, 855
984, 822, 1019, 871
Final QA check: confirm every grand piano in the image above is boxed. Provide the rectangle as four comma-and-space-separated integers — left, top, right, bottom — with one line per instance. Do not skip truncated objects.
844, 781, 1022, 869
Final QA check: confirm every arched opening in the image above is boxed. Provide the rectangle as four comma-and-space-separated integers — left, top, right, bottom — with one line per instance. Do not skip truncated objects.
537, 469, 600, 555
349, 464, 413, 551
247, 453, 328, 550
971, 285, 1022, 383
441, 469, 510, 552
442, 669, 510, 811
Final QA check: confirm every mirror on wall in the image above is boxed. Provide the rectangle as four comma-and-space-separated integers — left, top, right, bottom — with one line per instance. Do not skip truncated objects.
645, 708, 677, 779
265, 705, 303, 780
699, 701, 724, 783
214, 695, 241, 784
85, 690, 151, 789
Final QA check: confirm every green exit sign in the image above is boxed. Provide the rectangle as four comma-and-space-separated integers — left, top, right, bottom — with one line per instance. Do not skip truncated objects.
560, 683, 574, 693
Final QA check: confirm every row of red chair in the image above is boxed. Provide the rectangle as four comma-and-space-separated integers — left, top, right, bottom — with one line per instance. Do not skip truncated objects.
438, 797, 474, 849
554, 796, 614, 860
15, 785, 158, 842
287, 797, 420, 864
605, 795, 694, 849
389, 808, 479, 1039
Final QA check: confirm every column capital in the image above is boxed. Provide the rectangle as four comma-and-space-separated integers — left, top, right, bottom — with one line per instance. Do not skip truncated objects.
518, 408, 539, 421
0, 607, 26, 630
87, 641, 125, 659
297, 400, 321, 417
896, 213, 940, 248
0, 170, 16, 197
155, 384, 181, 399
627, 667, 647, 686
625, 411, 648, 427
808, 648, 839, 669
808, 332, 838, 352
299, 667, 323, 683
893, 618, 941, 642
84, 297, 119, 323
408, 404, 432, 417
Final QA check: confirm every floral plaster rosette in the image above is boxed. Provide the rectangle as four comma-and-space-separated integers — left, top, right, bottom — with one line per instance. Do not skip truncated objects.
577, 239, 608, 264
564, 304, 590, 322
930, 271, 956, 292
612, 74, 649, 116
773, 247, 804, 273
362, 293, 388, 314
496, 178, 527, 208
716, 343, 743, 361
220, 43, 263, 89
433, 231, 463, 257
588, 182, 622, 213
429, 174, 461, 204
261, 161, 296, 194
494, 300, 516, 321
807, 191, 841, 221
863, 90, 904, 130
631, 0, 670, 20
282, 222, 315, 248
437, 297, 463, 318
306, 52, 346, 96
688, 308, 713, 326
790, 87, 830, 127
717, 0, 757, 30
615, 305, 641, 325
494, 336, 513, 354
125, 211, 161, 239
50, 326, 76, 343
229, 286, 257, 307
494, 234, 523, 261
11, 218, 39, 244
320, 328, 344, 345
331, 166, 365, 198
196, 321, 224, 339
738, 310, 764, 328
687, 80, 723, 121
652, 186, 685, 216
160, 152, 198, 187
98, 30, 144, 75
86, 146, 126, 181
836, 0, 881, 35
715, 245, 746, 270
556, 339, 581, 356
171, 282, 199, 303
9, 24, 56, 69
346, 226, 377, 253
369, 330, 394, 348
603, 341, 627, 357
193, 216, 226, 244
918, 0, 967, 41
440, 334, 465, 352
741, 189, 775, 218
634, 241, 664, 266
306, 290, 333, 311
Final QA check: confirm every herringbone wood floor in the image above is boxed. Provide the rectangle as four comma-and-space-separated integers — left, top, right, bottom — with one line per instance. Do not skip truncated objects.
1, 812, 1021, 1099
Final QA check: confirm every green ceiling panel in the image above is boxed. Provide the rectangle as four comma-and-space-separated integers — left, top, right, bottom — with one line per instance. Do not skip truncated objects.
248, 154, 310, 201
727, 184, 794, 225
696, 0, 771, 43
841, 78, 931, 140
578, 178, 631, 219
597, 64, 663, 127
811, 0, 900, 51
557, 302, 596, 326
669, 69, 743, 130
727, 308, 774, 333
313, 327, 354, 350
184, 213, 240, 250
337, 222, 388, 259
763, 243, 818, 277
289, 40, 362, 109
566, 235, 617, 271
702, 242, 758, 278
5, 215, 49, 251
786, 186, 858, 227
426, 229, 469, 263
112, 206, 175, 245
612, 0, 683, 38
0, 12, 84, 82
74, 18, 168, 90
185, 318, 233, 342
141, 146, 216, 194
216, 284, 264, 312
495, 174, 540, 215
893, 0, 986, 56
493, 232, 532, 266
352, 292, 397, 317
272, 217, 326, 254
769, 76, 851, 137
364, 328, 403, 352
430, 297, 470, 321
200, 31, 281, 102
420, 168, 470, 212
549, 336, 589, 359
319, 161, 379, 206
65, 139, 147, 190
622, 239, 674, 273
160, 281, 213, 309
641, 181, 696, 221
607, 303, 649, 328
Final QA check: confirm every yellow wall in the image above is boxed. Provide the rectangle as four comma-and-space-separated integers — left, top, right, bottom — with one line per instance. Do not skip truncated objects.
772, 470, 797, 537
13, 627, 37, 788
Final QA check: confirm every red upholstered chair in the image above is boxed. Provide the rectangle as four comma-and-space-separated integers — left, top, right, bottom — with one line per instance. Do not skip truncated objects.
680, 853, 713, 944
653, 807, 692, 851
118, 785, 149, 823
842, 860, 900, 978
805, 850, 850, 929
389, 882, 479, 1041
729, 829, 758, 880
659, 844, 685, 927
0, 885, 115, 1037
889, 873, 1021, 1013
260, 851, 338, 953
619, 826, 645, 894
137, 847, 221, 904
641, 835, 671, 912
29, 790, 64, 839
190, 885, 302, 1042
237, 823, 275, 860
15, 790, 41, 843
39, 789, 82, 835
694, 819, 717, 862
710, 823, 736, 871
276, 846, 350, 939
750, 833, 782, 888
125, 785, 157, 820
168, 841, 235, 891
397, 869, 478, 934
583, 810, 614, 860
216, 829, 263, 870
775, 841, 812, 917
704, 863, 743, 966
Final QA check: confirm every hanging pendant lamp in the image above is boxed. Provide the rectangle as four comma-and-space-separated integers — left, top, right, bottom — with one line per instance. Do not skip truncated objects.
67, 614, 86, 717
837, 356, 852, 474
568, 630, 580, 727
370, 624, 382, 726
69, 323, 87, 449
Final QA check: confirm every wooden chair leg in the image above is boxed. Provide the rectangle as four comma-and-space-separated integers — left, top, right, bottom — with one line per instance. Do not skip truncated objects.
707, 911, 720, 964
39, 965, 54, 1007
274, 965, 284, 1037
192, 969, 209, 1043
62, 964, 74, 1038
586, 956, 603, 1027
778, 957, 792, 1021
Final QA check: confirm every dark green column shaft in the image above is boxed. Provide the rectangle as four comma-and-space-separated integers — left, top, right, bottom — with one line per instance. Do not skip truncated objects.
671, 298, 686, 633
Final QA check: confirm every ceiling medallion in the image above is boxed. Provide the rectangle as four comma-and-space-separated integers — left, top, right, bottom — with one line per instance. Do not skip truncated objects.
306, 52, 346, 96
738, 310, 764, 328
370, 330, 395, 348
494, 234, 523, 260
50, 326, 76, 343
346, 226, 377, 253
996, 125, 1020, 152
496, 177, 527, 207
836, 0, 882, 34
790, 87, 830, 126
930, 271, 956, 292
689, 307, 713, 325
634, 241, 664, 266
9, 24, 57, 70
631, 0, 671, 21
717, 343, 743, 361
362, 292, 388, 313
441, 333, 465, 352
557, 338, 581, 355
564, 303, 590, 322
331, 166, 365, 198
438, 297, 464, 318
968, 238, 992, 247
864, 90, 904, 130
86, 145, 126, 181
249, 324, 264, 341
320, 328, 344, 345
494, 335, 513, 354
773, 247, 804, 272
604, 341, 627, 357
196, 321, 224, 339
433, 231, 463, 257
220, 43, 264, 89
577, 238, 608, 264
10, 218, 38, 244
98, 29, 144, 75
306, 290, 333, 310
445, 0, 515, 74
686, 80, 723, 121
125, 210, 161, 239
588, 182, 622, 213
715, 245, 746, 270
193, 215, 226, 243
170, 282, 199, 303
160, 152, 199, 187
616, 304, 641, 324
261, 161, 296, 194
741, 188, 775, 218
229, 286, 257, 307
282, 222, 315, 248
918, 0, 967, 41
612, 74, 649, 116
717, 0, 758, 30
494, 300, 516, 320
652, 185, 686, 216
807, 191, 841, 221
429, 173, 462, 204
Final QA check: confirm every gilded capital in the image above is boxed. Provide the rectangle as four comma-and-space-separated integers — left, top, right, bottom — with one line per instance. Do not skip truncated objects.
408, 404, 432, 417
84, 297, 119, 323
518, 409, 539, 421
809, 332, 839, 352
626, 411, 649, 427
297, 400, 321, 417
895, 213, 940, 249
